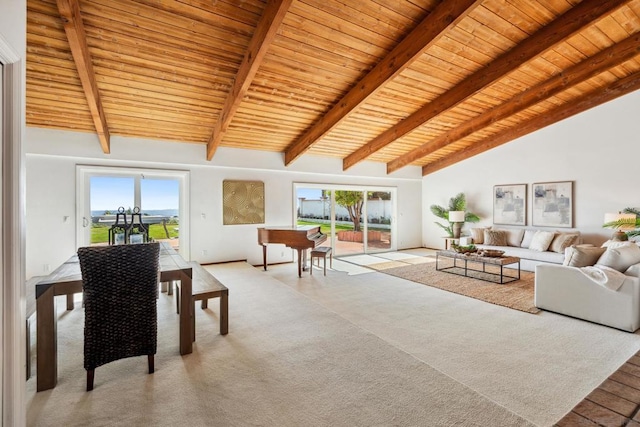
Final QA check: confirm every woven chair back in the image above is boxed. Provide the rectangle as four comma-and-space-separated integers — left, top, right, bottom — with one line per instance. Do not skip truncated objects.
78, 242, 160, 370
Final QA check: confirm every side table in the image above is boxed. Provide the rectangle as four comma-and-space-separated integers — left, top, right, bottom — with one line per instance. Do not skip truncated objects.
442, 236, 472, 250
442, 237, 459, 250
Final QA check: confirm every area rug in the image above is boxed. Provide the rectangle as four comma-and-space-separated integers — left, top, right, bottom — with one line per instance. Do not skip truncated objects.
379, 259, 539, 314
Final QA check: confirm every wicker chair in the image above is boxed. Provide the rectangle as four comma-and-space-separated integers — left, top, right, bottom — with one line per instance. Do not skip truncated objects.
78, 242, 160, 391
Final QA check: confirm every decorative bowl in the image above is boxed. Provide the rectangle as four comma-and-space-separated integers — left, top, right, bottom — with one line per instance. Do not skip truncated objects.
478, 249, 505, 257
452, 243, 477, 254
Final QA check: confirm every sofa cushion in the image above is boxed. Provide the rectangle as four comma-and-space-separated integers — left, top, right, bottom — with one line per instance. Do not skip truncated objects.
626, 263, 640, 278
484, 229, 507, 246
549, 232, 579, 253
470, 227, 489, 244
520, 230, 536, 248
563, 245, 606, 267
596, 244, 640, 272
478, 244, 564, 264
529, 231, 556, 252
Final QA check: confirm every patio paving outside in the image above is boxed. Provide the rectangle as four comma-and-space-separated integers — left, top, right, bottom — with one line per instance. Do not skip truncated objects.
319, 231, 391, 256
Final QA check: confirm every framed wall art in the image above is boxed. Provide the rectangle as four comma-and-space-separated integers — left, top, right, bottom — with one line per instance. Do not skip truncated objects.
222, 180, 265, 225
493, 184, 527, 226
532, 181, 573, 228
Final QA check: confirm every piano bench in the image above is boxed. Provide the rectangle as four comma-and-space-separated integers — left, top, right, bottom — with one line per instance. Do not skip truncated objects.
310, 247, 332, 276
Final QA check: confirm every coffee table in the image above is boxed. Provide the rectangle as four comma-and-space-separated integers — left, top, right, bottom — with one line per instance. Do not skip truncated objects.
435, 250, 520, 284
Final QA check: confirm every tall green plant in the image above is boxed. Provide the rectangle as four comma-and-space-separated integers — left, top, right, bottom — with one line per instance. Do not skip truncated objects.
430, 193, 480, 237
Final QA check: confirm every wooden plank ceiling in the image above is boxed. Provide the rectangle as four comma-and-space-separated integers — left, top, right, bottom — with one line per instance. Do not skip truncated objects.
26, 0, 640, 175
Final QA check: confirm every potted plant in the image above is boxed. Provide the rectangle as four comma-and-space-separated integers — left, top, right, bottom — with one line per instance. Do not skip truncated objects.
430, 193, 480, 238
603, 207, 640, 241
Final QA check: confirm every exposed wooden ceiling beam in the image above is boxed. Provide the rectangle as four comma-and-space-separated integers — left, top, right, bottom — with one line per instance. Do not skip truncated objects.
206, 0, 293, 161
343, 0, 630, 171
56, 0, 110, 154
387, 32, 640, 174
283, 0, 483, 166
421, 72, 640, 176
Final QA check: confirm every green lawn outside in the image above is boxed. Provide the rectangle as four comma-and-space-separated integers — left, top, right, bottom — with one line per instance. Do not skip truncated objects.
91, 223, 179, 244
297, 220, 390, 235
297, 220, 352, 235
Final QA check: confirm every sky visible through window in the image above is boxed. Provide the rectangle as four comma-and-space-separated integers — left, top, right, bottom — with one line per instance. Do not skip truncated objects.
90, 176, 179, 213
297, 188, 322, 200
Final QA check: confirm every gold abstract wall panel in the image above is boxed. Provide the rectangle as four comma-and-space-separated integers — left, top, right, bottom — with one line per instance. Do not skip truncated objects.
222, 180, 265, 225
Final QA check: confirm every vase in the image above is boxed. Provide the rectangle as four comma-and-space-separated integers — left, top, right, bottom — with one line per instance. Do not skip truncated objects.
452, 223, 462, 239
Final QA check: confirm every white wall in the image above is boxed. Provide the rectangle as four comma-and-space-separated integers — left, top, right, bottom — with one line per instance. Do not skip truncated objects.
422, 90, 640, 250
26, 129, 423, 278
0, 0, 26, 55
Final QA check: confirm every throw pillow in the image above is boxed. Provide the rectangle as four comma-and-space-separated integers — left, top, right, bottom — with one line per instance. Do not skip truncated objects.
520, 230, 536, 248
549, 232, 579, 253
498, 228, 524, 247
563, 246, 606, 267
528, 231, 556, 252
601, 240, 635, 249
470, 227, 488, 244
595, 244, 640, 272
483, 229, 508, 246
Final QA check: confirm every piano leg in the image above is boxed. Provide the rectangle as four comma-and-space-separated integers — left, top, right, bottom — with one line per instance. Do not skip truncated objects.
263, 245, 268, 271
302, 248, 308, 271
297, 249, 303, 277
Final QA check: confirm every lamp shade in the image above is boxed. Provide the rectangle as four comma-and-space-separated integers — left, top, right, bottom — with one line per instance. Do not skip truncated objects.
448, 211, 465, 223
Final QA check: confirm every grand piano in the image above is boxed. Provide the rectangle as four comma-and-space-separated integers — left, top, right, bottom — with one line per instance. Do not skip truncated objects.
257, 225, 328, 277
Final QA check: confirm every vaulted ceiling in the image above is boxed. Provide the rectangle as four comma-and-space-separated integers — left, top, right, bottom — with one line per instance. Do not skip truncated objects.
26, 0, 640, 175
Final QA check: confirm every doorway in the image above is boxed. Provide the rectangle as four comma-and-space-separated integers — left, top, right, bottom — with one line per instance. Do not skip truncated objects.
294, 184, 396, 257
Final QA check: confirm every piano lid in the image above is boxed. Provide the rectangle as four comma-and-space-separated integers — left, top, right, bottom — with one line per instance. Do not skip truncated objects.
257, 224, 325, 248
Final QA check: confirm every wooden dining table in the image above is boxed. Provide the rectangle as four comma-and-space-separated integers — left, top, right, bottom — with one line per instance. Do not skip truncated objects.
35, 242, 193, 392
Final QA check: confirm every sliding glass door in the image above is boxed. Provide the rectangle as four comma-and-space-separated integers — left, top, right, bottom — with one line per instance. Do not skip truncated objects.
332, 190, 365, 256
366, 191, 392, 253
295, 184, 396, 257
77, 166, 190, 259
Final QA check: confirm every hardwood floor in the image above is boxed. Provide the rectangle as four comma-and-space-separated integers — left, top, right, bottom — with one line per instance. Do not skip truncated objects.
557, 351, 640, 426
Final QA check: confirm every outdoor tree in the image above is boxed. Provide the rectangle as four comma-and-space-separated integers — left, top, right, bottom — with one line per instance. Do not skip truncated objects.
332, 191, 365, 231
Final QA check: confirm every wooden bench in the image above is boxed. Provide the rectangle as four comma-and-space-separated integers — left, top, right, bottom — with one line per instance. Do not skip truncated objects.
26, 276, 40, 380
175, 262, 228, 339
310, 246, 332, 276
26, 276, 78, 380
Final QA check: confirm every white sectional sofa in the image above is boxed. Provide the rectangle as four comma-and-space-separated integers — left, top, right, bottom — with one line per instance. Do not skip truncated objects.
534, 242, 640, 332
470, 227, 580, 271
535, 264, 640, 332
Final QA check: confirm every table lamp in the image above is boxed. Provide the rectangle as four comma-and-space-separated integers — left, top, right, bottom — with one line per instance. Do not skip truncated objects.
448, 211, 465, 239
604, 212, 636, 241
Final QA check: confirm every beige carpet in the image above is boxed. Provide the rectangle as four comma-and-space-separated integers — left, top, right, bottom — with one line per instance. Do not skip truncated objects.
376, 258, 539, 314
267, 257, 640, 426
365, 260, 409, 270
26, 262, 532, 426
